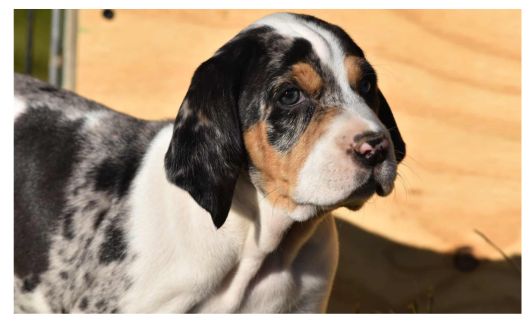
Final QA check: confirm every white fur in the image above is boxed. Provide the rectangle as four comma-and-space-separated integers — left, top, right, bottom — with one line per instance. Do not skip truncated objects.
14, 96, 27, 120
121, 125, 337, 313
293, 111, 374, 206
14, 285, 52, 313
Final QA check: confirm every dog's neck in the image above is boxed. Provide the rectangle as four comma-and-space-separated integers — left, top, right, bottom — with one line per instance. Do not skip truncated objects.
232, 171, 324, 254
195, 172, 327, 312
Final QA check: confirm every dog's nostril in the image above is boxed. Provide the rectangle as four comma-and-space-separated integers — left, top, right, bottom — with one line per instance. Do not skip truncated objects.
353, 133, 388, 166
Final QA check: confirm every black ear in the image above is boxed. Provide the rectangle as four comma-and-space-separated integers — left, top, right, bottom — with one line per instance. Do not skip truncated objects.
164, 40, 256, 228
377, 90, 406, 163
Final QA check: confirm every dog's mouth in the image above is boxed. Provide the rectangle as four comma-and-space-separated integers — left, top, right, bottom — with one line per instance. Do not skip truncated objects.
288, 161, 397, 214
342, 167, 396, 211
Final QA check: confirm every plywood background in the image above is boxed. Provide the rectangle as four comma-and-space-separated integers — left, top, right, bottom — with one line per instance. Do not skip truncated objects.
76, 10, 521, 313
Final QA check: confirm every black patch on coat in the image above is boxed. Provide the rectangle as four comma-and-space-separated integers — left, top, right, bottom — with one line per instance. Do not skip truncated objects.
79, 297, 89, 310
93, 160, 116, 191
164, 26, 271, 228
99, 218, 127, 264
95, 299, 107, 311
88, 115, 161, 199
84, 272, 93, 284
94, 208, 108, 230
62, 208, 76, 239
59, 271, 69, 280
22, 274, 41, 292
267, 98, 315, 152
82, 200, 97, 212
281, 38, 313, 68
14, 106, 81, 279
38, 85, 59, 93
93, 155, 141, 198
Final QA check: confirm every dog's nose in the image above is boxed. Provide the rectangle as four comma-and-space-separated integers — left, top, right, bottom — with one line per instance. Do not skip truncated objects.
353, 132, 389, 166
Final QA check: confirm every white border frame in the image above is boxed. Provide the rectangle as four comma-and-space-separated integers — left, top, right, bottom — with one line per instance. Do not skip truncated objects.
1, 1, 526, 322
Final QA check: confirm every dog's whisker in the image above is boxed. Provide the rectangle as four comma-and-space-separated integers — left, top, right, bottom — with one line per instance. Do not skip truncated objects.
396, 172, 409, 200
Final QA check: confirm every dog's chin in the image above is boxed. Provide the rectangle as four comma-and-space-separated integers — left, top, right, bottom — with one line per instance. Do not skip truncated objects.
289, 163, 397, 216
339, 178, 377, 211
343, 200, 366, 211
338, 170, 396, 212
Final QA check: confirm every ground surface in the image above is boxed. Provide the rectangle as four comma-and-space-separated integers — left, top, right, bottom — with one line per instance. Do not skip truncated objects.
76, 10, 521, 313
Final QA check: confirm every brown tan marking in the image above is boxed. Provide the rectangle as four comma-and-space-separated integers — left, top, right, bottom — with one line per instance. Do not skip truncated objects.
243, 108, 339, 211
291, 63, 322, 96
344, 55, 363, 87
345, 55, 382, 113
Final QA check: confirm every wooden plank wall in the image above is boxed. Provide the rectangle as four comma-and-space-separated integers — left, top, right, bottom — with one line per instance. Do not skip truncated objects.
76, 10, 521, 313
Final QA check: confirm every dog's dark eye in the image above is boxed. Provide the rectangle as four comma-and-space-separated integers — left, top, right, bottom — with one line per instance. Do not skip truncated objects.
358, 78, 372, 94
279, 88, 301, 106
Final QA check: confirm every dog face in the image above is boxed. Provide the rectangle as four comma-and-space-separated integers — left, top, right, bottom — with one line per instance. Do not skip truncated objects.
165, 13, 406, 227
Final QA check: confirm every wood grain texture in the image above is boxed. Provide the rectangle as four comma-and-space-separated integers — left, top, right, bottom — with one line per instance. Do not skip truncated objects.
77, 10, 521, 312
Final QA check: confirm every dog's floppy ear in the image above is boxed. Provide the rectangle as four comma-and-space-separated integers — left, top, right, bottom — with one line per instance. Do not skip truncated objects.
377, 90, 406, 163
164, 38, 257, 228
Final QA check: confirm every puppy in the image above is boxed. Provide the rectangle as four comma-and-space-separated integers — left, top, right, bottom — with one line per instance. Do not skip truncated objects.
14, 12, 406, 313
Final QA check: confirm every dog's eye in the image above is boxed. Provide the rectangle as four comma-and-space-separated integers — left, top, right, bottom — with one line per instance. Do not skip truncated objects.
279, 88, 301, 106
358, 78, 372, 94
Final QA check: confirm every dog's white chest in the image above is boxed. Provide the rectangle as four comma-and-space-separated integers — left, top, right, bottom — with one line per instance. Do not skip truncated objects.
119, 126, 337, 313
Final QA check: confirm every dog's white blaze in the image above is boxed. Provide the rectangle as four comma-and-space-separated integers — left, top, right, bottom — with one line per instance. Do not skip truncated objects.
14, 96, 27, 120
254, 13, 331, 62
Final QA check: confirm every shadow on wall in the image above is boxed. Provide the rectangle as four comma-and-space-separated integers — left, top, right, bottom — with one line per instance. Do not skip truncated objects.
328, 218, 521, 313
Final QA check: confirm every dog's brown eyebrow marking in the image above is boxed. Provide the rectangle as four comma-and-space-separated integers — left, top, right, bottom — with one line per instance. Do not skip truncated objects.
344, 55, 363, 86
291, 63, 322, 95
344, 55, 377, 88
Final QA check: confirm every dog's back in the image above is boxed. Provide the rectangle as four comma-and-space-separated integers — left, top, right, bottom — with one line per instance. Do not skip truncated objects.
14, 74, 169, 312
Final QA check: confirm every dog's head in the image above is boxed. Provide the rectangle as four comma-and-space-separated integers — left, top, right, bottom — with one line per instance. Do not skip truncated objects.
165, 13, 406, 228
